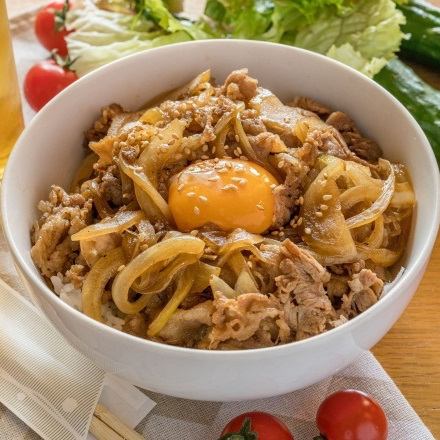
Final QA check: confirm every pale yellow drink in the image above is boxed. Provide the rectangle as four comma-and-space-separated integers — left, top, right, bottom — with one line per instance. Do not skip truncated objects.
0, 0, 23, 177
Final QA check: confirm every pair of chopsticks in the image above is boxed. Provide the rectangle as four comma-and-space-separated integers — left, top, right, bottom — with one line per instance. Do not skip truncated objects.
90, 404, 144, 440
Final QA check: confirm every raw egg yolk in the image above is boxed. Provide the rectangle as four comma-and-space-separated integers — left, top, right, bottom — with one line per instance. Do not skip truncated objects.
168, 159, 278, 234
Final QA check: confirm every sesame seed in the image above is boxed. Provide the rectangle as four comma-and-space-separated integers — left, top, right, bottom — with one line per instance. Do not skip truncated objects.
236, 147, 242, 155
222, 184, 238, 191
256, 203, 264, 210
213, 157, 220, 163
278, 160, 285, 169
187, 192, 196, 198
316, 211, 323, 217
235, 134, 240, 142
201, 155, 209, 160
212, 146, 216, 154
323, 194, 333, 201
271, 230, 279, 236
298, 196, 304, 205
158, 134, 164, 140
233, 149, 240, 157
323, 172, 328, 178
208, 175, 220, 182
217, 168, 227, 174
247, 261, 253, 268
225, 161, 232, 168
270, 183, 277, 189
239, 155, 248, 161
190, 230, 198, 236
304, 227, 312, 235
199, 195, 208, 202
238, 178, 247, 186
279, 231, 285, 237
224, 144, 230, 150
177, 183, 184, 191
202, 145, 209, 152
117, 265, 125, 272
320, 204, 328, 211
283, 116, 291, 123
172, 133, 179, 140
194, 206, 200, 215
297, 217, 303, 226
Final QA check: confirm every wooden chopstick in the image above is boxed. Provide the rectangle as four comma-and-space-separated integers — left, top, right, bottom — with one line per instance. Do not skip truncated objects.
90, 403, 144, 440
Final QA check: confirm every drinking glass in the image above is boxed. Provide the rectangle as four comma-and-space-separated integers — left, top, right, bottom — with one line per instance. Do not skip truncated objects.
0, 0, 24, 178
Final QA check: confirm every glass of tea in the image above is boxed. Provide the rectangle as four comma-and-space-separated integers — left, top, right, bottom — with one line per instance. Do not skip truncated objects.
0, 0, 24, 178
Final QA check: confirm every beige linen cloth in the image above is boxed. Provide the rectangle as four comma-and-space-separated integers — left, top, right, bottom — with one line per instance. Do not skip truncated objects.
0, 6, 436, 440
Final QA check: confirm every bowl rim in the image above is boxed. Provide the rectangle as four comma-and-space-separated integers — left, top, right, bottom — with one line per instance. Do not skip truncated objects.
2, 39, 439, 358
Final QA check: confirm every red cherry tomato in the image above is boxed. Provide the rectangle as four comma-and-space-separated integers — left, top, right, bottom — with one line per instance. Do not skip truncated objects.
220, 412, 294, 440
35, 1, 70, 56
316, 390, 388, 440
24, 60, 77, 111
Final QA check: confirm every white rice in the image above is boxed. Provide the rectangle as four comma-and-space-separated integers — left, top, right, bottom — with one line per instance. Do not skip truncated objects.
50, 273, 125, 331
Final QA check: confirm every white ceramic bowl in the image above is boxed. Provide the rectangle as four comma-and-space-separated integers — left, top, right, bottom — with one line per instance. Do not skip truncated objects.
2, 40, 439, 401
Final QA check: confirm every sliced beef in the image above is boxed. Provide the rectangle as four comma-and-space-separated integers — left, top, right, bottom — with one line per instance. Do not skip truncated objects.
304, 127, 352, 159
85, 104, 123, 143
275, 240, 334, 340
289, 96, 332, 118
344, 269, 384, 314
209, 293, 290, 349
158, 301, 213, 347
272, 150, 315, 228
223, 69, 258, 101
31, 186, 92, 278
65, 264, 87, 289
326, 111, 382, 162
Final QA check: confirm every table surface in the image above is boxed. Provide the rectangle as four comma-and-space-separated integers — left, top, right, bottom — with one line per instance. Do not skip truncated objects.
5, 0, 440, 437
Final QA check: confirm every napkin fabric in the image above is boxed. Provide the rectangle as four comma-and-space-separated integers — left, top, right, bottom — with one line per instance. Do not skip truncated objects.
1, 7, 436, 440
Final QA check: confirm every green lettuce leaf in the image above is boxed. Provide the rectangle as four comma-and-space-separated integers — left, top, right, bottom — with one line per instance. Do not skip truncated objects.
66, 0, 205, 76
204, 0, 273, 38
203, 0, 405, 78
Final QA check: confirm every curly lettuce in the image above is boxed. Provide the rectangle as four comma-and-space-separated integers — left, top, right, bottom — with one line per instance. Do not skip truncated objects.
204, 0, 405, 77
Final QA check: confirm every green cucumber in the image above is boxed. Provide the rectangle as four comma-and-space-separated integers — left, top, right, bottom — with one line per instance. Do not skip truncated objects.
375, 59, 440, 164
398, 0, 440, 68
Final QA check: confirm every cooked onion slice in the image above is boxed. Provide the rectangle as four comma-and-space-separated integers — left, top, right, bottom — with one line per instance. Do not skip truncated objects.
82, 247, 125, 322
137, 118, 186, 187
190, 262, 221, 293
132, 254, 198, 295
71, 210, 144, 241
119, 154, 172, 222
345, 160, 395, 230
363, 215, 384, 248
301, 158, 357, 263
70, 153, 97, 192
340, 185, 381, 211
147, 268, 194, 337
217, 229, 266, 266
356, 244, 402, 267
390, 182, 416, 208
227, 252, 259, 294
234, 114, 260, 162
112, 236, 205, 314
209, 274, 236, 299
